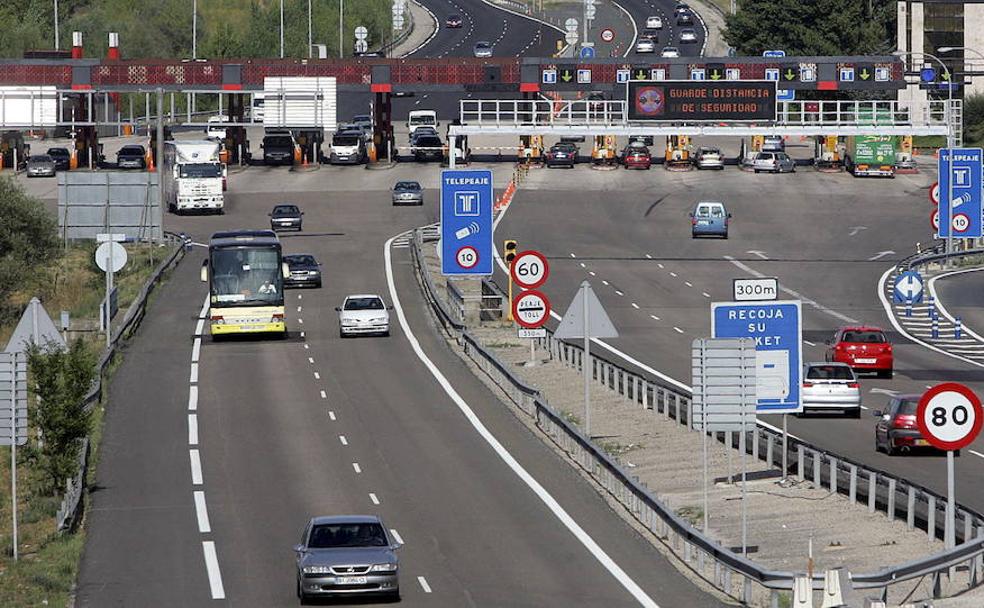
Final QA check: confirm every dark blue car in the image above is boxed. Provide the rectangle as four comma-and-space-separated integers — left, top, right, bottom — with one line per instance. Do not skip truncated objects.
690, 201, 730, 238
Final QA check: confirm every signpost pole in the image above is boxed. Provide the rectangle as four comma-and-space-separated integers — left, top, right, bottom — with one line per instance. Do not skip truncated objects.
701, 341, 709, 534
741, 349, 748, 556
946, 449, 956, 549
781, 413, 788, 483
105, 240, 113, 347
582, 283, 591, 437
10, 353, 18, 561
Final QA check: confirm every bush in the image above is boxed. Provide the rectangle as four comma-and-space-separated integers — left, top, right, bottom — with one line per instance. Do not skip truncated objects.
0, 177, 60, 321
963, 93, 984, 146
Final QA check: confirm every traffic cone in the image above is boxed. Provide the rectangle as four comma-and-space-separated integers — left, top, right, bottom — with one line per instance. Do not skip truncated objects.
146, 150, 155, 172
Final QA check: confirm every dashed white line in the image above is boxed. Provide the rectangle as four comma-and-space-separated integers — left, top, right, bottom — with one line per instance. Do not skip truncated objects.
188, 414, 199, 446
320, 390, 327, 399
390, 528, 404, 545
669, 272, 678, 278
339, 435, 348, 446
369, 492, 380, 505
190, 449, 203, 485
684, 281, 692, 287
314, 372, 321, 379
602, 280, 610, 286
673, 327, 684, 334
631, 303, 640, 309
308, 357, 315, 364
650, 314, 660, 321
202, 541, 226, 599
579, 262, 586, 268
300, 331, 305, 338
194, 490, 211, 533
970, 450, 984, 459
190, 363, 198, 383
192, 338, 202, 363
804, 340, 816, 347
589, 271, 596, 276
615, 290, 624, 296
417, 576, 432, 593
188, 385, 198, 411
298, 294, 302, 300
645, 254, 652, 259
329, 411, 336, 421
657, 263, 665, 269
303, 343, 309, 350
298, 318, 304, 324
353, 462, 362, 473
195, 319, 205, 336
702, 292, 711, 298
297, 306, 302, 312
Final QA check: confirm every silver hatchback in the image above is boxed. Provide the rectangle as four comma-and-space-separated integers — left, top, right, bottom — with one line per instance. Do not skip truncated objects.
752, 151, 795, 173
801, 362, 861, 417
295, 515, 401, 602
392, 180, 423, 205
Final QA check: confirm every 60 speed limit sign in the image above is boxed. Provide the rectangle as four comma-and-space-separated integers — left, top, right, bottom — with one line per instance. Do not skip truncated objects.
916, 383, 983, 451
510, 250, 550, 289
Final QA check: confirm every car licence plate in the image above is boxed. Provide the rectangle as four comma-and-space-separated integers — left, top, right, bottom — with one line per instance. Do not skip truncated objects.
915, 439, 929, 447
697, 220, 710, 225
336, 576, 368, 585
855, 358, 876, 364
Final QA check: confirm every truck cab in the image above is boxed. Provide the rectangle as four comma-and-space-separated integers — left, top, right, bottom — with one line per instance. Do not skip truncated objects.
407, 110, 438, 138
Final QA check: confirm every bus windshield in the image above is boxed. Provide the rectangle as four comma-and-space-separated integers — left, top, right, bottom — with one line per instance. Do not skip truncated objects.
180, 163, 223, 178
209, 246, 283, 306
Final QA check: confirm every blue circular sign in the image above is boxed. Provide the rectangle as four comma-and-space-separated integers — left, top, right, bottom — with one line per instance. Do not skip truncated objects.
920, 67, 937, 82
579, 46, 595, 59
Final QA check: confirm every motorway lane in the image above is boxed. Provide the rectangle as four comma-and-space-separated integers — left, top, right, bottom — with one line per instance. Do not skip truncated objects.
410, 0, 558, 58
78, 164, 723, 606
496, 162, 984, 514
936, 270, 984, 343
618, 0, 706, 57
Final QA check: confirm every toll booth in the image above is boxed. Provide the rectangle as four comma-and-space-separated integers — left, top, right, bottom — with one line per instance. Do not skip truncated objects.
371, 91, 395, 162
520, 134, 543, 164
814, 135, 841, 170
149, 124, 174, 167
0, 130, 28, 169
896, 135, 917, 173
446, 119, 469, 165
293, 130, 324, 164
665, 135, 691, 169
222, 93, 248, 165
591, 135, 617, 165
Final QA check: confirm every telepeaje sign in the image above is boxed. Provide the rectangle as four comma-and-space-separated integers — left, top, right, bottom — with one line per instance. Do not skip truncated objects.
626, 81, 777, 122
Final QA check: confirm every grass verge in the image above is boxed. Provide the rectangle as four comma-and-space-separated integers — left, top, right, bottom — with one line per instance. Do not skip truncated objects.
0, 241, 173, 606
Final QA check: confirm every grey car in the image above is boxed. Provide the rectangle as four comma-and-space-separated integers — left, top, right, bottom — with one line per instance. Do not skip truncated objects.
269, 204, 303, 231
26, 154, 56, 177
473, 41, 493, 58
392, 180, 423, 205
752, 151, 795, 173
295, 515, 400, 603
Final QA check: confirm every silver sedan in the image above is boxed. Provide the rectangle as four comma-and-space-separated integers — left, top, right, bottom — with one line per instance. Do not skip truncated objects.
751, 151, 795, 173
337, 294, 391, 337
26, 154, 56, 177
635, 38, 656, 53
392, 180, 423, 205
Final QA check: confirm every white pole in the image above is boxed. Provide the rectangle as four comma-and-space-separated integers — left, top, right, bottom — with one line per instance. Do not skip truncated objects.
308, 0, 313, 58
946, 449, 956, 549
946, 70, 954, 265
701, 341, 709, 534
105, 244, 113, 348
10, 353, 18, 561
781, 413, 788, 483
54, 0, 60, 50
583, 282, 591, 437
280, 0, 285, 58
339, 0, 345, 58
192, 0, 197, 59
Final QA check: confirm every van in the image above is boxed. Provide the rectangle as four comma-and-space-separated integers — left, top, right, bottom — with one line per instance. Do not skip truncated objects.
206, 116, 230, 141
689, 201, 730, 239
407, 110, 438, 137
262, 129, 297, 165
329, 131, 366, 164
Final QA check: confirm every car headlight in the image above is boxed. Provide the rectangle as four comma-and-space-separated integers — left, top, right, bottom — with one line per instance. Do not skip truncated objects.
371, 563, 398, 572
303, 565, 332, 574
372, 317, 388, 324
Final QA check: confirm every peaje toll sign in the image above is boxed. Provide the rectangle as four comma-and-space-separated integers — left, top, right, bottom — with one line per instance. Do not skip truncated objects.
513, 290, 551, 329
916, 383, 983, 451
626, 80, 777, 122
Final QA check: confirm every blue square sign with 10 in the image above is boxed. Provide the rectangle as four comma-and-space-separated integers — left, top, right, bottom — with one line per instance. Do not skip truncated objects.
711, 300, 802, 414
441, 169, 494, 275
937, 148, 983, 238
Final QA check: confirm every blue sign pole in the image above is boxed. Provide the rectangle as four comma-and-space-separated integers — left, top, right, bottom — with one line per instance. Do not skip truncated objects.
938, 148, 983, 241
711, 300, 803, 414
440, 169, 494, 276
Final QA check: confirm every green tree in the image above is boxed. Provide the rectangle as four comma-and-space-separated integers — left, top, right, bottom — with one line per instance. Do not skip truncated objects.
0, 177, 61, 318
963, 93, 984, 146
25, 338, 96, 495
724, 0, 896, 56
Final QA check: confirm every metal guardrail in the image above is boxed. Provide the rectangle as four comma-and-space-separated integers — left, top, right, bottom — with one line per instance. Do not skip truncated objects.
378, 0, 416, 57
54, 233, 186, 532
409, 227, 984, 604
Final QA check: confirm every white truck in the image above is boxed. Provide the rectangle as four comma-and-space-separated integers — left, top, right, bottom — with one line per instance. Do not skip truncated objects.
163, 140, 225, 214
407, 109, 438, 138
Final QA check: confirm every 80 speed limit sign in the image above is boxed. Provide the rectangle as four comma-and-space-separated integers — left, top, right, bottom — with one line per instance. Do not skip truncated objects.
916, 383, 983, 451
510, 250, 550, 289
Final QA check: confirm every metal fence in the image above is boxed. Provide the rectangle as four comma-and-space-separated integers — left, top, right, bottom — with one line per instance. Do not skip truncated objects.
409, 227, 984, 605
54, 234, 186, 532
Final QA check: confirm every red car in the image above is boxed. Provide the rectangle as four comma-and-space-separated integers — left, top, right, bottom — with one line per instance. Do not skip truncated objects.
826, 326, 893, 378
622, 144, 652, 169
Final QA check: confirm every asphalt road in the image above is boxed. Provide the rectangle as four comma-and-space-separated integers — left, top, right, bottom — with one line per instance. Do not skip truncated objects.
495, 149, 984, 517
936, 269, 984, 345
618, 0, 706, 57
410, 0, 559, 58
75, 163, 722, 606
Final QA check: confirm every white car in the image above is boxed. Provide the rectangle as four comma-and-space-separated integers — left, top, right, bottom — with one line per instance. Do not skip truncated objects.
801, 362, 861, 417
635, 38, 656, 54
645, 16, 663, 29
679, 28, 698, 43
660, 46, 680, 58
337, 294, 391, 337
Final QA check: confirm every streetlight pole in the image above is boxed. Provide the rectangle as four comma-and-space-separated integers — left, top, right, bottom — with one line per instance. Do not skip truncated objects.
280, 0, 285, 58
192, 0, 197, 59
308, 0, 313, 58
899, 50, 954, 260
339, 0, 345, 58
54, 0, 60, 50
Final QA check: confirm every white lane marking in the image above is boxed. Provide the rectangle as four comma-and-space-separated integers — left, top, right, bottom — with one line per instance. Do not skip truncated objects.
199, 298, 210, 319
669, 272, 677, 277
386, 234, 661, 608
308, 357, 315, 364
300, 331, 305, 338
645, 254, 653, 259
579, 262, 586, 268
970, 450, 984, 459
304, 343, 310, 350
192, 338, 201, 363
602, 280, 610, 286
339, 435, 348, 446
657, 263, 664, 269
631, 303, 640, 309
298, 294, 302, 300
194, 490, 211, 533
195, 318, 205, 336
870, 388, 899, 396
615, 290, 624, 296
190, 449, 203, 485
297, 306, 302, 312
390, 529, 404, 545
804, 340, 816, 347
314, 372, 321, 379
746, 250, 769, 260
589, 271, 596, 276
702, 292, 711, 298
329, 411, 336, 421
190, 363, 199, 383
650, 314, 660, 321
369, 492, 380, 505
353, 462, 362, 473
673, 327, 684, 334
202, 541, 226, 599
728, 256, 859, 324
417, 576, 433, 593
868, 250, 896, 261
684, 281, 693, 287
570, 253, 577, 258
298, 318, 304, 324
188, 414, 199, 445
320, 390, 327, 399
188, 385, 198, 411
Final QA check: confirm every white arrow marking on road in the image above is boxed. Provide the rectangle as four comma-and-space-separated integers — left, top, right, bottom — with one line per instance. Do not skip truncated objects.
869, 388, 900, 396
868, 251, 896, 261
848, 226, 867, 236
746, 250, 769, 260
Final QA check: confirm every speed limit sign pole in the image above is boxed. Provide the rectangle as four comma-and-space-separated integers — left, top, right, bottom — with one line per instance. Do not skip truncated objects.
916, 383, 983, 549
510, 250, 550, 365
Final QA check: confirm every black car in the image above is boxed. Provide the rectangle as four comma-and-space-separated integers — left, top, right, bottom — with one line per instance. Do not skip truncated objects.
262, 131, 296, 166
117, 144, 146, 170
269, 204, 303, 232
46, 147, 71, 171
677, 11, 693, 25
446, 14, 462, 28
412, 135, 444, 162
546, 143, 578, 168
283, 254, 322, 288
